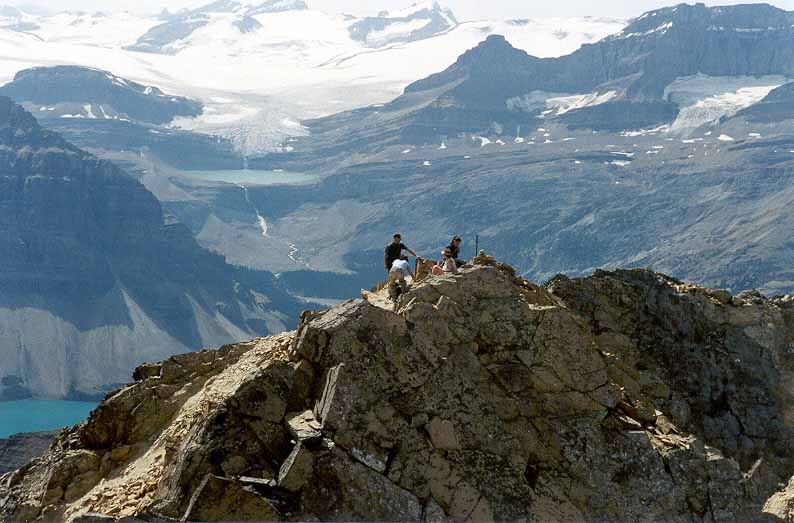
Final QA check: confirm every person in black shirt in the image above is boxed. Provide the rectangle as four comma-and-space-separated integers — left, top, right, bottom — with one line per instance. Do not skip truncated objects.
447, 236, 464, 267
384, 233, 417, 271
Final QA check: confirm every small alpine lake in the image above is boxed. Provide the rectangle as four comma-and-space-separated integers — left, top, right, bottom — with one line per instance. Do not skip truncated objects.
0, 400, 98, 438
174, 169, 318, 186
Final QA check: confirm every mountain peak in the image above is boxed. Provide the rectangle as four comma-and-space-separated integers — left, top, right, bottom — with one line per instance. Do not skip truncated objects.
621, 1, 794, 36
453, 34, 534, 70
0, 96, 38, 131
0, 66, 203, 125
484, 33, 507, 44
5, 262, 794, 520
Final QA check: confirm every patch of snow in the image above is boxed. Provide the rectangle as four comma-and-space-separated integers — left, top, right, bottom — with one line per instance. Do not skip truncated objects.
611, 160, 631, 167
402, 149, 412, 154
616, 21, 673, 39
83, 104, 96, 119
621, 125, 669, 137
365, 18, 432, 47
718, 134, 734, 141
422, 160, 431, 166
477, 137, 491, 147
665, 75, 786, 133
544, 90, 618, 116
438, 142, 447, 149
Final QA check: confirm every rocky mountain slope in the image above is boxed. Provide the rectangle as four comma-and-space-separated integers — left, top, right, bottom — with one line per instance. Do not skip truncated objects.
0, 433, 55, 475
0, 66, 202, 124
298, 3, 794, 151
0, 97, 301, 400
3, 262, 794, 521
0, 66, 242, 170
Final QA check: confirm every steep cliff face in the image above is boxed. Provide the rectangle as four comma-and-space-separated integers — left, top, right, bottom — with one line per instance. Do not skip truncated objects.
4, 262, 794, 522
0, 97, 301, 400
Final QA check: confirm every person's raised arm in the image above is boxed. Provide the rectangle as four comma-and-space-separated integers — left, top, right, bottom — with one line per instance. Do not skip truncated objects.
406, 247, 417, 257
384, 252, 390, 269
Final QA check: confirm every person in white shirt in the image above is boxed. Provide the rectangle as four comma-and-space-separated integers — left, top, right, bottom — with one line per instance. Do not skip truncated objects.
432, 247, 458, 275
388, 255, 412, 299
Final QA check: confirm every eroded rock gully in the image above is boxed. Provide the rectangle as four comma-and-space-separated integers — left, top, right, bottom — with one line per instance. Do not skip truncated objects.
4, 264, 794, 522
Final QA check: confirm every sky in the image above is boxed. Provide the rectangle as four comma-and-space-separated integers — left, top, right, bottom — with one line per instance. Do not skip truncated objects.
10, 0, 794, 18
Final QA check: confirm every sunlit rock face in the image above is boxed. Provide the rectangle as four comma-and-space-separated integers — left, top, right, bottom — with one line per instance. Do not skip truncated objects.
5, 263, 794, 521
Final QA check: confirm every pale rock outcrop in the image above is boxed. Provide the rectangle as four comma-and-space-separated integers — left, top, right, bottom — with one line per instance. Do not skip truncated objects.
3, 264, 794, 522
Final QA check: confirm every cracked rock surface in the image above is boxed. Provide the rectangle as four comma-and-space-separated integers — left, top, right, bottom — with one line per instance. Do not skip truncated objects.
3, 265, 794, 522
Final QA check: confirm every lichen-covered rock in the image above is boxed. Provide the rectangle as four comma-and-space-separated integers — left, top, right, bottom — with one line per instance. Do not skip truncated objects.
4, 265, 794, 522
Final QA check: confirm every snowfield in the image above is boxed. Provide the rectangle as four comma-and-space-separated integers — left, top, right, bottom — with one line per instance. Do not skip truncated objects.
664, 74, 788, 134
0, 3, 627, 153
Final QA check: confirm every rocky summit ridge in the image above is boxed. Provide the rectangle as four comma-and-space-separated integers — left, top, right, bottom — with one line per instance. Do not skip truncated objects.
4, 262, 794, 521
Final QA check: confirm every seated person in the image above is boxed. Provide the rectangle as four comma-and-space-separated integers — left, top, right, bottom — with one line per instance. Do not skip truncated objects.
447, 236, 464, 268
433, 248, 458, 275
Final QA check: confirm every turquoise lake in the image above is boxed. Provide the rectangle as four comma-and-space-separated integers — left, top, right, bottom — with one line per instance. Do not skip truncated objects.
0, 400, 97, 438
176, 169, 318, 186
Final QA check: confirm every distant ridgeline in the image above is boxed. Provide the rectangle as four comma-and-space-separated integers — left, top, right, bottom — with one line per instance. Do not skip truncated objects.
298, 3, 794, 150
0, 66, 242, 170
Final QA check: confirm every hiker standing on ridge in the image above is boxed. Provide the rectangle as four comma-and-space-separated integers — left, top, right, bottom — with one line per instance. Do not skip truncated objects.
447, 235, 464, 268
384, 233, 416, 271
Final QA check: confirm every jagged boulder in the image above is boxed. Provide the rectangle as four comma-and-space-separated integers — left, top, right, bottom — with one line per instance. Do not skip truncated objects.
3, 265, 794, 522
